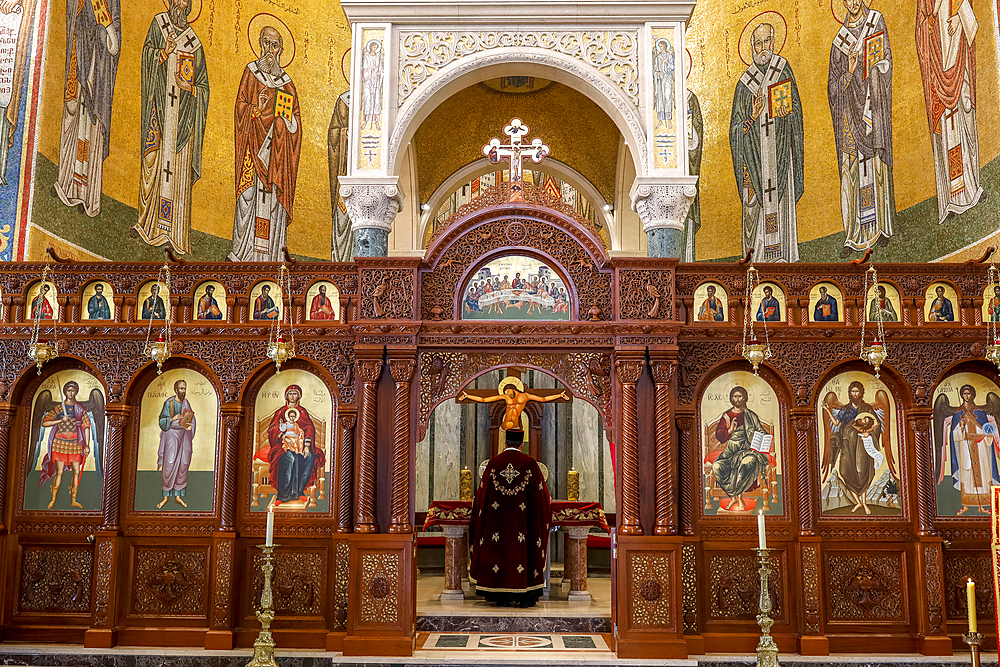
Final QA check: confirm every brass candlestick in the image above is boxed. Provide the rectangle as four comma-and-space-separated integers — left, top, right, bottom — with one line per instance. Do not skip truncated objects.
754, 547, 779, 667
247, 544, 279, 667
963, 631, 983, 667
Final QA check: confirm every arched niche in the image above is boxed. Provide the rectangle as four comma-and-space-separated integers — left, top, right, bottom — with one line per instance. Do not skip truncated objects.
814, 361, 910, 519
15, 357, 108, 516
126, 361, 221, 515
695, 362, 790, 519
241, 359, 339, 517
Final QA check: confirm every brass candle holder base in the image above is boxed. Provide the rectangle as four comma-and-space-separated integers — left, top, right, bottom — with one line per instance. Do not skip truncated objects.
247, 544, 280, 667
754, 547, 779, 667
963, 631, 983, 667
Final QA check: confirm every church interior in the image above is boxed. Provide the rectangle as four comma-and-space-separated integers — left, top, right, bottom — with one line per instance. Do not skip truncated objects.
0, 0, 998, 664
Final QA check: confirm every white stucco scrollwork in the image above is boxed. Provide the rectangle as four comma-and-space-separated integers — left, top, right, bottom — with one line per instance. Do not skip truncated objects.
341, 182, 405, 232
630, 179, 698, 233
398, 31, 638, 107
389, 48, 647, 178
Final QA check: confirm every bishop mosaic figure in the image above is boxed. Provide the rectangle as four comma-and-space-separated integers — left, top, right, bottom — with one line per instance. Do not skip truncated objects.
729, 22, 804, 263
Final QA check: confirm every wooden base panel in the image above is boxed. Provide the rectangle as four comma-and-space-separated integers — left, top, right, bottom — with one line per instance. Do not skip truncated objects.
8, 626, 86, 645
798, 635, 829, 655
920, 635, 954, 656
683, 634, 705, 655
703, 632, 798, 654
326, 631, 346, 652
343, 635, 415, 656
615, 637, 688, 659
826, 634, 921, 653
116, 628, 206, 647
83, 628, 118, 649
203, 630, 234, 650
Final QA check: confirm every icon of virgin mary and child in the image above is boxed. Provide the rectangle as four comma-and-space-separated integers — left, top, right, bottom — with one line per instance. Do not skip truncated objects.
255, 384, 326, 508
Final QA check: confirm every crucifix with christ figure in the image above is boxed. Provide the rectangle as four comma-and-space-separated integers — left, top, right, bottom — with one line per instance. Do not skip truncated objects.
482, 118, 550, 202
457, 367, 570, 457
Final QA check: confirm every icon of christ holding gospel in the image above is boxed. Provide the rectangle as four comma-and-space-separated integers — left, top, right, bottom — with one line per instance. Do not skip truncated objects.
710, 386, 771, 512
228, 23, 302, 262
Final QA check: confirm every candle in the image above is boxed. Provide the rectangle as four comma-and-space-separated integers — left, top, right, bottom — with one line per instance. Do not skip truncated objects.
460, 467, 473, 501
266, 503, 275, 546
757, 511, 766, 550
567, 469, 580, 501
967, 579, 977, 632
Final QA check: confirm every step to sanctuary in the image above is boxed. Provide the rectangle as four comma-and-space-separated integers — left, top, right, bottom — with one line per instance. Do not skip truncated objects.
416, 613, 612, 633
0, 645, 995, 667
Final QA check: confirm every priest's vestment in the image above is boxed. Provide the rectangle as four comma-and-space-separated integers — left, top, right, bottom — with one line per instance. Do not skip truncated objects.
469, 443, 551, 605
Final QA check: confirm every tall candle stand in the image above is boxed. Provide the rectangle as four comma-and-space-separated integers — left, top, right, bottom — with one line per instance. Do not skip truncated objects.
754, 547, 779, 667
963, 631, 983, 667
247, 544, 279, 667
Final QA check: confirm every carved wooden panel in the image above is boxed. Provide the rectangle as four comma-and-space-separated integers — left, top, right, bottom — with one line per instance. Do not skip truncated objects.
628, 551, 673, 627
130, 546, 209, 616
825, 552, 906, 622
334, 541, 350, 630
801, 544, 821, 633
707, 552, 783, 622
944, 551, 994, 621
618, 268, 675, 320
360, 268, 414, 320
250, 549, 326, 617
18, 545, 93, 614
212, 540, 234, 628
360, 551, 399, 624
681, 543, 697, 633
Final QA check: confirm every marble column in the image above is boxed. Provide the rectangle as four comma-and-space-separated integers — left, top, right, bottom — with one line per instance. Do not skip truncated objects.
565, 525, 591, 603
340, 179, 403, 258
631, 178, 699, 258
440, 524, 466, 603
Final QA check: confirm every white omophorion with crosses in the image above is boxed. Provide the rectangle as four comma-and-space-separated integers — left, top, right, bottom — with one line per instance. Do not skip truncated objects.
482, 118, 550, 201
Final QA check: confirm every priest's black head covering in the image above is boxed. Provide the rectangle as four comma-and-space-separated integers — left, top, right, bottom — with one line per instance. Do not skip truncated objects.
505, 429, 524, 447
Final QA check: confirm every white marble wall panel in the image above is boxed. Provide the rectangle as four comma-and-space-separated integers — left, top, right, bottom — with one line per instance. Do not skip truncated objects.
432, 398, 462, 501
572, 400, 602, 503
416, 418, 431, 512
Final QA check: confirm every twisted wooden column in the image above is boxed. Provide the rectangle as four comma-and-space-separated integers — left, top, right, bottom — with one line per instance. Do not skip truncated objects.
676, 416, 695, 536
355, 359, 383, 533
219, 410, 242, 532
101, 408, 130, 531
792, 416, 815, 536
337, 411, 357, 533
616, 358, 645, 536
650, 360, 676, 536
0, 409, 15, 532
911, 416, 935, 536
388, 357, 416, 533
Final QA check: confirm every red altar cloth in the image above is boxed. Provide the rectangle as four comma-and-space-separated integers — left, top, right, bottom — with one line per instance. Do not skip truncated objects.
423, 500, 608, 532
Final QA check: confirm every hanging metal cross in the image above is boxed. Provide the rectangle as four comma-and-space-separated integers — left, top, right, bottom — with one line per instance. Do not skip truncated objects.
482, 118, 550, 202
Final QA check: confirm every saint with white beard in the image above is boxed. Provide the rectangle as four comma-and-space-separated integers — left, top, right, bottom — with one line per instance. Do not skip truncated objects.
229, 25, 301, 262
729, 21, 804, 263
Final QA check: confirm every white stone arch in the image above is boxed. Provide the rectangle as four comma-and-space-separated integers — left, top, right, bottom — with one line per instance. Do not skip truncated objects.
419, 157, 615, 247
388, 48, 647, 180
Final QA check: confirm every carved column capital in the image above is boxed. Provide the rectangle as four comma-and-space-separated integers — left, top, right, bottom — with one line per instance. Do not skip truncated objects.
222, 411, 244, 430
910, 416, 932, 433
357, 358, 384, 383
649, 359, 676, 385
340, 179, 404, 233
630, 177, 699, 233
341, 411, 358, 430
792, 415, 815, 432
616, 358, 646, 384
388, 357, 417, 383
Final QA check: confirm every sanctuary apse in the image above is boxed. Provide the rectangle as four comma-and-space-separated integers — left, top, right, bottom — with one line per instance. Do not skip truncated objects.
0, 0, 999, 663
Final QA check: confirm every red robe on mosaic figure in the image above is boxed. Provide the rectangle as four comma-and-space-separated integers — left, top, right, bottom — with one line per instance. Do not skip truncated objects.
469, 429, 551, 606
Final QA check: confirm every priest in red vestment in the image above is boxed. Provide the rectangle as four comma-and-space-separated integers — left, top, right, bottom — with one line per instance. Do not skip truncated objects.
469, 429, 551, 607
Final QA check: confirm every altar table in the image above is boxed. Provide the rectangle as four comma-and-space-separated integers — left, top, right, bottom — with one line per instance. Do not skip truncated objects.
423, 500, 608, 602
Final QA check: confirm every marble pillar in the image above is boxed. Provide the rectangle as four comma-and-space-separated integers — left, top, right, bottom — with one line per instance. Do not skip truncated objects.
415, 416, 431, 513
440, 524, 466, 603
646, 227, 683, 259
565, 525, 592, 604
353, 228, 388, 257
572, 400, 602, 503
432, 399, 461, 503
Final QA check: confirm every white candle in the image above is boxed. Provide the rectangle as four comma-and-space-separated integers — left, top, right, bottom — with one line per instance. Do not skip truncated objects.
757, 511, 766, 550
266, 504, 275, 546
967, 579, 977, 632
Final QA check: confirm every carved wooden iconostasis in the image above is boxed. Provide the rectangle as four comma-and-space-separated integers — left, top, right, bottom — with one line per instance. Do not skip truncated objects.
0, 201, 995, 658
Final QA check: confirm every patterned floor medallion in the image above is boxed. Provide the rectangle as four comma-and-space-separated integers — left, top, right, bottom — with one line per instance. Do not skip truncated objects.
423, 633, 609, 651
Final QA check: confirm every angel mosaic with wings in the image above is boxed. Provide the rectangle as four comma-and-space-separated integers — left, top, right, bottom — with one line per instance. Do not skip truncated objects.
29, 380, 105, 510
821, 380, 896, 515
934, 384, 1000, 515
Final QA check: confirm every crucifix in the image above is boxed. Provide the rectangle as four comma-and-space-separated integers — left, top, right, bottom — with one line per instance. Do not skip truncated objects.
457, 367, 571, 458
482, 118, 550, 202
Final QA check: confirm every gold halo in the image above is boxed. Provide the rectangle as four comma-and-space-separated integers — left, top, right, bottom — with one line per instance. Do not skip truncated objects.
341, 47, 352, 85
498, 376, 525, 395
160, 0, 203, 24
831, 0, 873, 24
738, 11, 788, 66
248, 13, 296, 69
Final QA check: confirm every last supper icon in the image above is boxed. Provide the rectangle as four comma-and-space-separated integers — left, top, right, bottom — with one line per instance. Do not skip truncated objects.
462, 255, 570, 321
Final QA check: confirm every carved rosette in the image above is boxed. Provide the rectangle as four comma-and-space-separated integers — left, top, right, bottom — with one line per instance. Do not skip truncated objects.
360, 552, 399, 624
341, 183, 404, 233
631, 182, 698, 233
630, 553, 671, 627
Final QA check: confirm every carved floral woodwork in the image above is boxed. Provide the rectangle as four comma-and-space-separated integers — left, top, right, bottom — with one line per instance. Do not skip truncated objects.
708, 553, 783, 621
944, 551, 994, 621
252, 550, 326, 616
132, 548, 207, 615
211, 540, 234, 628
618, 268, 675, 320
334, 541, 350, 629
361, 268, 414, 320
801, 544, 821, 634
629, 552, 672, 626
360, 552, 399, 624
19, 546, 93, 613
826, 552, 904, 621
681, 544, 697, 633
